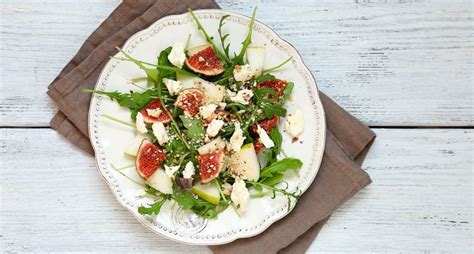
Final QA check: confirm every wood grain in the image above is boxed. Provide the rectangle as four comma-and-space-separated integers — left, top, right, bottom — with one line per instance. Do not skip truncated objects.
1, 128, 472, 252
1, 0, 473, 127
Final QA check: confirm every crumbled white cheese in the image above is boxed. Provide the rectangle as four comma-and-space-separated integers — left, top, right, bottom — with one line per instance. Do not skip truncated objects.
167, 42, 186, 68
231, 179, 250, 211
218, 102, 227, 109
206, 119, 225, 137
146, 108, 162, 117
182, 161, 195, 179
163, 78, 182, 96
164, 165, 180, 178
222, 182, 232, 196
233, 64, 255, 82
229, 122, 245, 152
152, 122, 169, 146
135, 112, 148, 134
284, 110, 304, 137
197, 137, 226, 155
257, 125, 274, 148
199, 104, 217, 119
228, 89, 254, 105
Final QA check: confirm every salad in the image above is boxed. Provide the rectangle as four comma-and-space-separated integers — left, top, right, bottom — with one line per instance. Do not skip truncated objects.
85, 8, 305, 219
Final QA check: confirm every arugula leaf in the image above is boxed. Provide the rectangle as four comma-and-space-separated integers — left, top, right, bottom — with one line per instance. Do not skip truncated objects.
218, 15, 232, 61
262, 56, 293, 73
255, 87, 277, 98
263, 104, 286, 118
255, 73, 276, 83
259, 158, 303, 179
164, 139, 188, 165
246, 180, 301, 211
188, 9, 227, 63
116, 47, 160, 83
157, 46, 175, 81
260, 173, 284, 186
145, 185, 159, 195
180, 115, 205, 143
233, 7, 257, 65
269, 127, 282, 154
173, 190, 195, 210
279, 82, 294, 105
254, 87, 287, 118
82, 89, 155, 120
138, 194, 171, 215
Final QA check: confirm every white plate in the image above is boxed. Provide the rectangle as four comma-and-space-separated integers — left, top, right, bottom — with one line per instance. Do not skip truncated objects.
88, 9, 326, 245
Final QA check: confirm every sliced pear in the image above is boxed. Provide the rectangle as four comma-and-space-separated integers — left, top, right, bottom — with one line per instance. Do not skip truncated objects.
147, 168, 173, 194
124, 133, 147, 157
176, 73, 224, 104
197, 137, 226, 155
196, 80, 225, 104
176, 72, 199, 89
246, 46, 266, 77
191, 182, 221, 205
186, 44, 211, 56
229, 143, 260, 181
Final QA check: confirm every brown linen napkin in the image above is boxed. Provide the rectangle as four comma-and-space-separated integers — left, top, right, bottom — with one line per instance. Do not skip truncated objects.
47, 1, 376, 253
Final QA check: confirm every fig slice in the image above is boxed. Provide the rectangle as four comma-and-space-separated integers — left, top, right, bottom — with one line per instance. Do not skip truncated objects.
258, 79, 288, 99
176, 88, 204, 116
148, 168, 173, 194
197, 150, 224, 183
185, 46, 224, 76
136, 140, 167, 179
250, 116, 280, 135
140, 99, 171, 123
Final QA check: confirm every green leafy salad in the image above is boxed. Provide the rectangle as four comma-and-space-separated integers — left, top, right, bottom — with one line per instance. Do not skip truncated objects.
84, 8, 305, 218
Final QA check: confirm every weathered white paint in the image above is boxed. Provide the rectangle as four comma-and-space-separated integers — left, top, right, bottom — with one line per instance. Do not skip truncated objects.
0, 0, 473, 127
0, 128, 472, 252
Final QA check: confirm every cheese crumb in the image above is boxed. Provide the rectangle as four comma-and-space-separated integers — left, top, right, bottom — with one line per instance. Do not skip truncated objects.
135, 112, 148, 134
218, 102, 227, 109
206, 119, 225, 137
222, 182, 232, 196
182, 161, 195, 179
164, 165, 180, 178
257, 125, 274, 148
146, 108, 162, 117
231, 179, 250, 211
228, 89, 254, 105
284, 110, 304, 137
163, 78, 182, 96
152, 122, 169, 146
229, 122, 245, 152
199, 104, 218, 119
233, 64, 255, 82
167, 42, 186, 68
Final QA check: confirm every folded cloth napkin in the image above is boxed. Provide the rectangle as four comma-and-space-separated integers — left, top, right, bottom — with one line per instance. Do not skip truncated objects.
47, 0, 376, 253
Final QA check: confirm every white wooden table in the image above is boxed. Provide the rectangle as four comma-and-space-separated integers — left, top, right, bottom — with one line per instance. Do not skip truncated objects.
1, 0, 472, 252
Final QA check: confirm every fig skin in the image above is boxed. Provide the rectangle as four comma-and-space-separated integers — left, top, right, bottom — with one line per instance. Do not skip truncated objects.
185, 46, 224, 76
197, 150, 224, 183
176, 88, 204, 116
135, 140, 166, 179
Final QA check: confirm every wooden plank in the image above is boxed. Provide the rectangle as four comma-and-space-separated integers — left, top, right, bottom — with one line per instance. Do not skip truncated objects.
0, 1, 473, 127
1, 128, 471, 252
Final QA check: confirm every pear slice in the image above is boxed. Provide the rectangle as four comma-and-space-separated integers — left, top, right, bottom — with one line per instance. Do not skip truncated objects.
246, 46, 266, 77
176, 73, 224, 104
147, 168, 173, 194
229, 143, 260, 181
124, 133, 147, 157
191, 182, 221, 205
